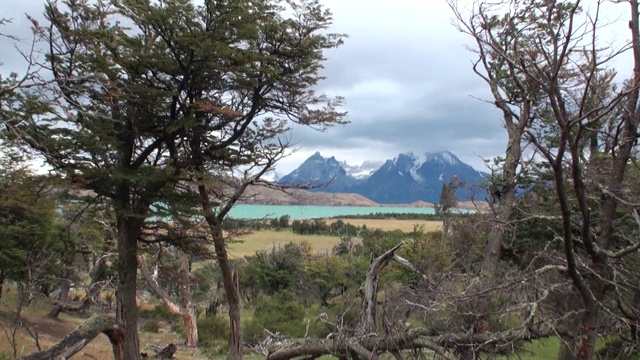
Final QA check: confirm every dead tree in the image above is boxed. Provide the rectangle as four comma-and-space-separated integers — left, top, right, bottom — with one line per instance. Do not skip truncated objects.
138, 249, 199, 347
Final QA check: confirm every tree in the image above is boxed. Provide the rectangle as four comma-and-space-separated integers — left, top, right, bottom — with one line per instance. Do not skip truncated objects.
448, 0, 544, 280
0, 149, 57, 304
47, 194, 115, 318
435, 176, 464, 240
306, 254, 349, 306
9, 0, 344, 358
451, 0, 640, 358
138, 246, 200, 347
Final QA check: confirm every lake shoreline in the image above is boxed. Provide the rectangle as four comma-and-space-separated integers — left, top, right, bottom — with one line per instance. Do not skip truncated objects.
227, 204, 474, 220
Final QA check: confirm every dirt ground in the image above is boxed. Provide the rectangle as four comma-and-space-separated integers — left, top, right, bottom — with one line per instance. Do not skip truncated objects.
0, 300, 207, 359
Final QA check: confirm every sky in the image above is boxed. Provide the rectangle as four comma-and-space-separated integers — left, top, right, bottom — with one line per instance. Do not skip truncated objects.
278, 0, 632, 175
283, 0, 506, 173
1, 0, 633, 175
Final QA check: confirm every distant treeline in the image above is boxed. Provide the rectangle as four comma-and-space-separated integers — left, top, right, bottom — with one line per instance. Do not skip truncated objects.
223, 215, 362, 236
223, 211, 462, 235
333, 212, 444, 221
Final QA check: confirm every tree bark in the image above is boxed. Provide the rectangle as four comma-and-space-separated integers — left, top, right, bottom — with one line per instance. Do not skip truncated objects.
48, 298, 92, 318
0, 270, 4, 301
481, 116, 524, 280
267, 327, 552, 360
115, 215, 142, 360
198, 184, 243, 360
213, 227, 243, 360
22, 315, 120, 360
182, 310, 199, 348
58, 237, 75, 302
361, 243, 410, 334
138, 251, 199, 347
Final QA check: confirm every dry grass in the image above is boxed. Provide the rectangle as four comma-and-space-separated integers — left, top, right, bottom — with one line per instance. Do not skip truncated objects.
228, 230, 341, 257
227, 219, 443, 258
330, 218, 442, 232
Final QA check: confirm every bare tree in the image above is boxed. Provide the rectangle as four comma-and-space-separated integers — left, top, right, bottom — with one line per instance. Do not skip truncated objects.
449, 0, 543, 280
138, 247, 199, 347
451, 0, 640, 358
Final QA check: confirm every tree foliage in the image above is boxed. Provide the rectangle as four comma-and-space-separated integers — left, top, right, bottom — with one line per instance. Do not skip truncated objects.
0, 0, 346, 357
0, 150, 57, 287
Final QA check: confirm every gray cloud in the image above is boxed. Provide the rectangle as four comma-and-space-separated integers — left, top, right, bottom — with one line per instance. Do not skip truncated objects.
2, 0, 512, 174
271, 0, 512, 174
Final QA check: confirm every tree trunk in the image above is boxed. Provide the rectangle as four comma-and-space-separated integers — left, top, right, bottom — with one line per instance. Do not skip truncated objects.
176, 251, 198, 347
115, 216, 141, 360
22, 315, 120, 360
361, 243, 403, 334
58, 238, 75, 302
48, 298, 92, 318
138, 250, 199, 347
556, 308, 599, 360
214, 229, 243, 360
58, 278, 71, 302
183, 310, 199, 347
481, 127, 521, 280
199, 184, 243, 360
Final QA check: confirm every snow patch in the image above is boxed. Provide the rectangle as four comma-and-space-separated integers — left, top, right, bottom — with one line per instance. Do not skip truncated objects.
433, 151, 458, 165
409, 167, 424, 183
341, 160, 383, 180
409, 152, 427, 183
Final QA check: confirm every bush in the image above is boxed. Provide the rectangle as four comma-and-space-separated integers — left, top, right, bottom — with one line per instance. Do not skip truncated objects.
198, 315, 231, 348
244, 291, 306, 342
138, 303, 179, 322
172, 315, 230, 352
140, 320, 160, 333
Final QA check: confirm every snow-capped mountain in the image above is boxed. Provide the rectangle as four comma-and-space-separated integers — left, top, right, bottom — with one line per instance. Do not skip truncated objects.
278, 151, 487, 203
340, 160, 384, 180
278, 152, 357, 192
356, 151, 486, 203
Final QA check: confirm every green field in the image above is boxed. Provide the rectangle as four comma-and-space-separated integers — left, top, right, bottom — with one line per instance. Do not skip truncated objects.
228, 229, 342, 257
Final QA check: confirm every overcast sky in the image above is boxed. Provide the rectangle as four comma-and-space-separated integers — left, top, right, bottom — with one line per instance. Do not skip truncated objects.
279, 0, 632, 175
1, 0, 633, 175
284, 0, 505, 173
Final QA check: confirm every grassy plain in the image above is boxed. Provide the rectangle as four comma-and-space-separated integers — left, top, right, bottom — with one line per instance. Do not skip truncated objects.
227, 219, 443, 257
227, 230, 341, 257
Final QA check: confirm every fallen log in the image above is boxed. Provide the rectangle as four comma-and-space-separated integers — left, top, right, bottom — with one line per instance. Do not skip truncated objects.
147, 343, 178, 359
48, 298, 92, 318
21, 315, 122, 360
266, 327, 554, 360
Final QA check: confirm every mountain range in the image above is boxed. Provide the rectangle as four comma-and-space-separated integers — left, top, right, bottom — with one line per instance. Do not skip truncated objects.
278, 151, 487, 204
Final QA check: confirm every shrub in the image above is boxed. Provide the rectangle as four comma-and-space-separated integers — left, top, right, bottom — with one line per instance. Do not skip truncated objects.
140, 321, 160, 333
244, 291, 306, 342
173, 315, 230, 351
198, 315, 230, 348
138, 303, 179, 322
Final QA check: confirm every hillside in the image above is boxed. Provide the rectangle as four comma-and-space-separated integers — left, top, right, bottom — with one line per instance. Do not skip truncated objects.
242, 185, 380, 206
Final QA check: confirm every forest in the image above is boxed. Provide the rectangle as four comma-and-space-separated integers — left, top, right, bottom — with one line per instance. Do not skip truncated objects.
1, 0, 640, 359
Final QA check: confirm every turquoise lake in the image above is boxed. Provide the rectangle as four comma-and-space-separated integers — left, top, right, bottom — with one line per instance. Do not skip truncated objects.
227, 204, 436, 219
